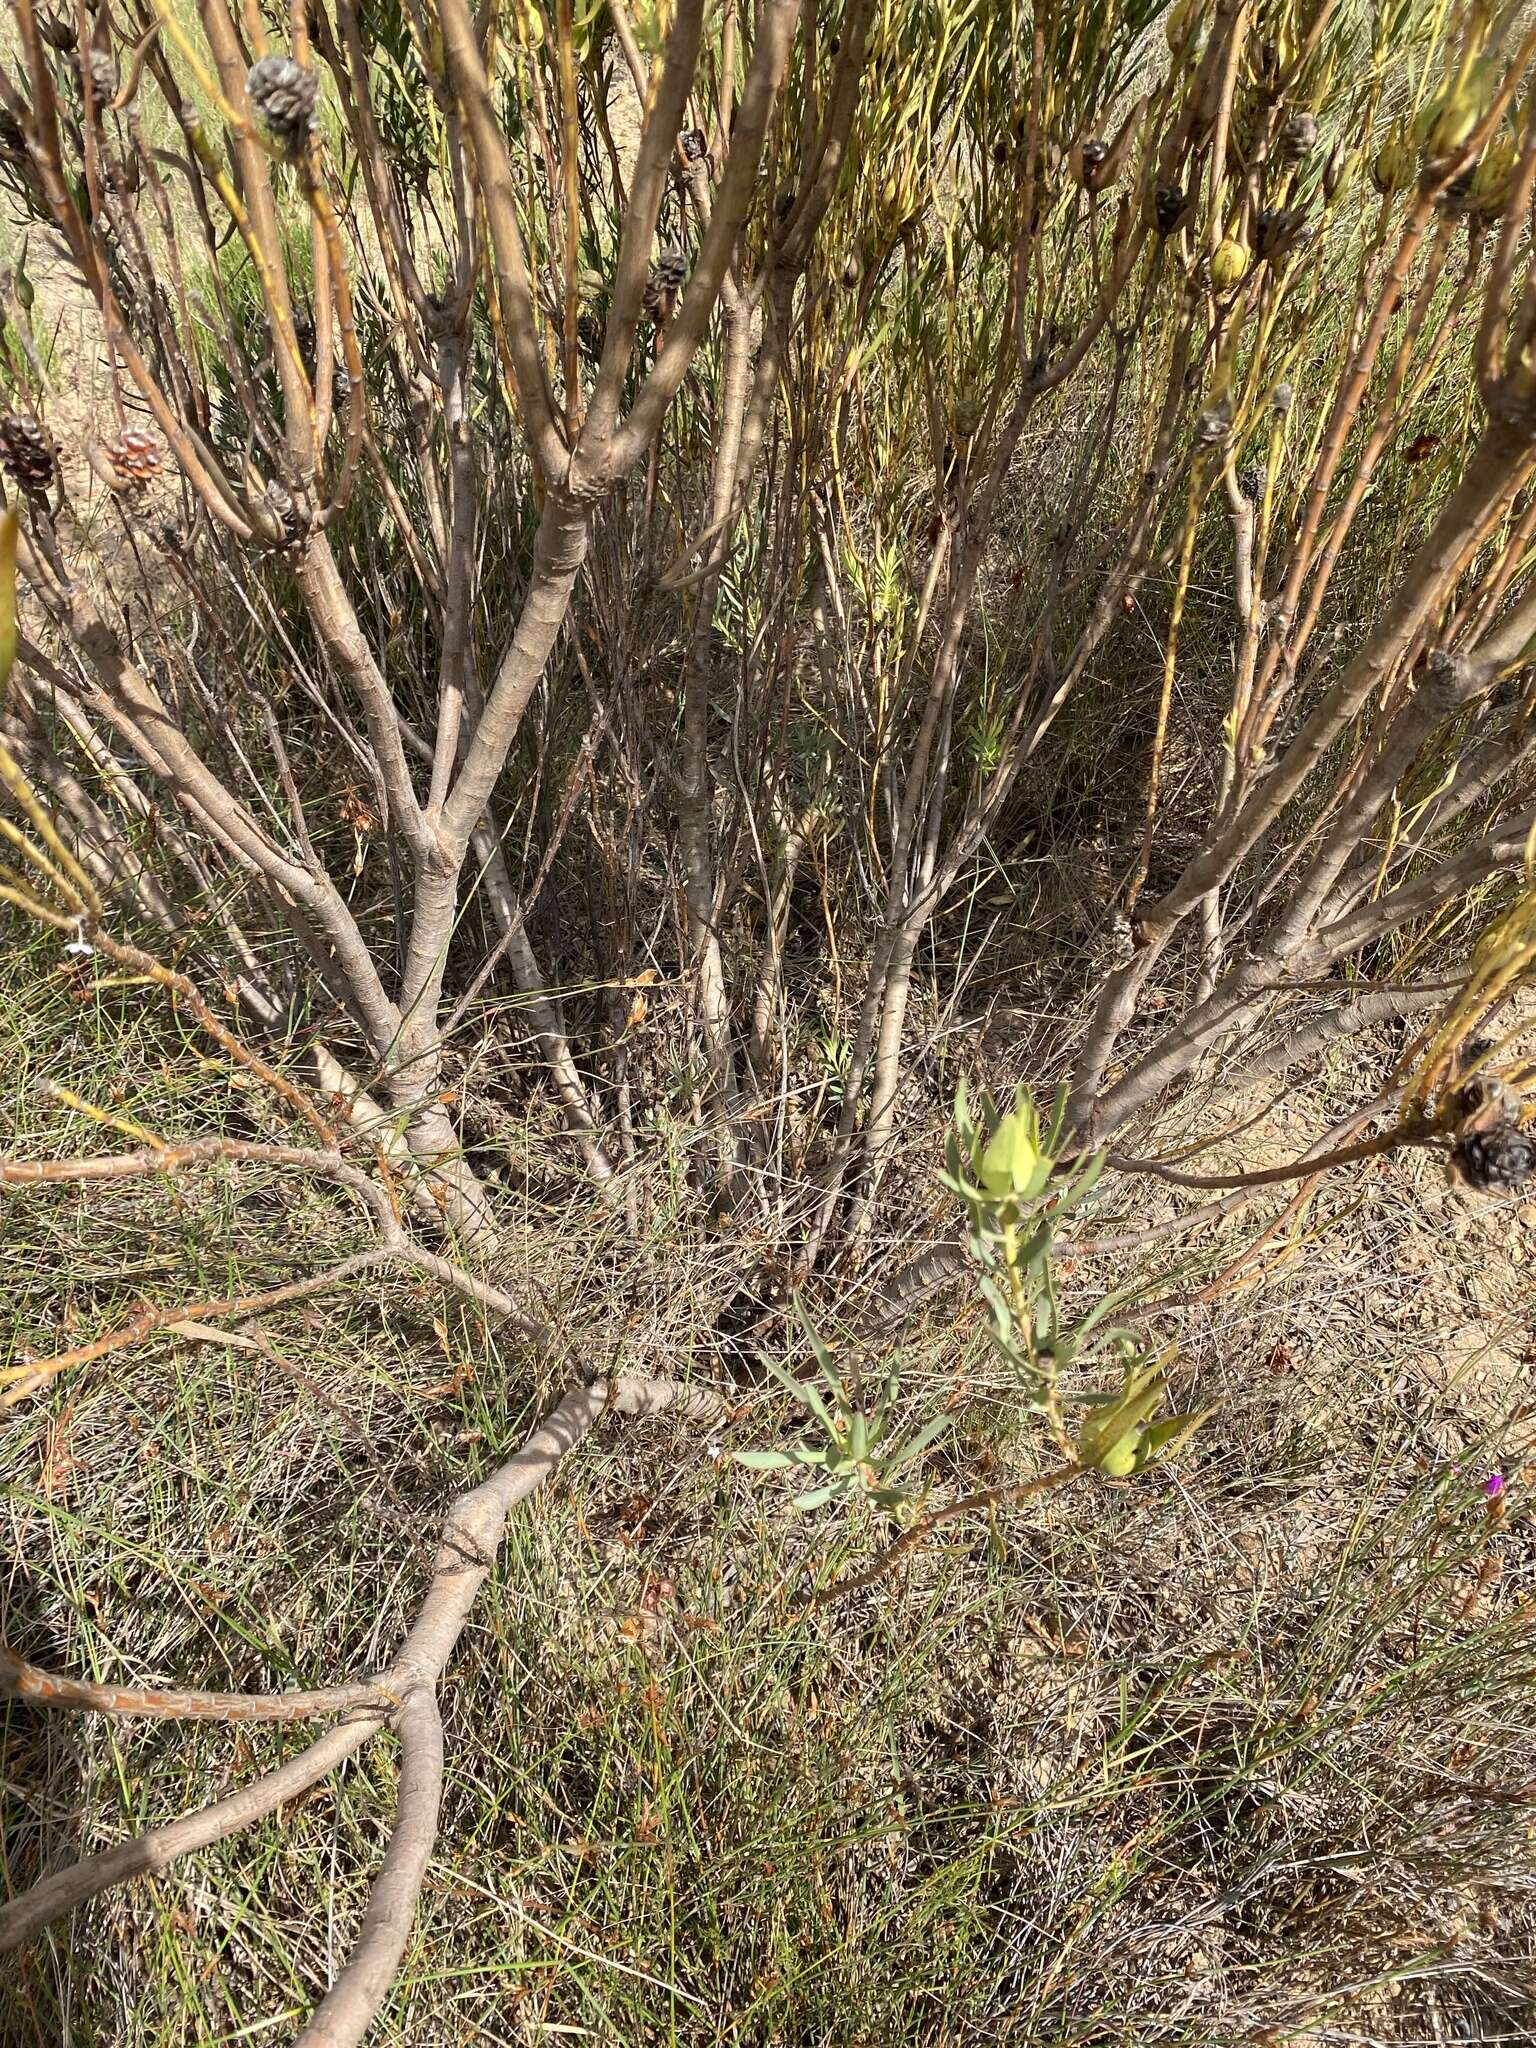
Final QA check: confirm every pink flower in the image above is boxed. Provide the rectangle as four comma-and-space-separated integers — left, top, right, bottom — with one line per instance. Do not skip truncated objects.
1485, 1472, 1506, 1500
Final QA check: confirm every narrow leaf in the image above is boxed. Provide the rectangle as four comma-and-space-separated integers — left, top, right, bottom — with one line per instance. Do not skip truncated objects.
885, 1412, 953, 1470
792, 1480, 846, 1510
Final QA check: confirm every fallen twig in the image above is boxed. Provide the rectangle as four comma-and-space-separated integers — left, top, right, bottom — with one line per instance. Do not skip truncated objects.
0, 1136, 547, 1404
0, 1645, 397, 1723
0, 1372, 723, 2048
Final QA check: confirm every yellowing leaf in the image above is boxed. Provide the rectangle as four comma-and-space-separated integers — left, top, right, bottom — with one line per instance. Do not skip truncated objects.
1096, 1430, 1141, 1477
979, 1112, 1021, 1193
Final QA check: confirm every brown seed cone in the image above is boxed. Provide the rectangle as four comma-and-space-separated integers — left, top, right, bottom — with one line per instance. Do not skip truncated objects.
247, 54, 318, 157
643, 247, 690, 320
101, 425, 162, 485
1453, 1123, 1535, 1192
0, 412, 57, 492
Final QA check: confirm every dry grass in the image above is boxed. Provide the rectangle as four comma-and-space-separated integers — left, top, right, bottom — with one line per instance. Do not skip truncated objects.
4, 928, 1536, 2047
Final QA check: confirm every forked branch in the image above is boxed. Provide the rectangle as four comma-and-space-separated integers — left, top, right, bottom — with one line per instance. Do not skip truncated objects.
0, 1374, 723, 2048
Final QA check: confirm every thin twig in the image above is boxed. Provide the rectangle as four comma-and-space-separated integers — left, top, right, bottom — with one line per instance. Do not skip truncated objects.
807, 1466, 1080, 1606
1105, 1126, 1416, 1190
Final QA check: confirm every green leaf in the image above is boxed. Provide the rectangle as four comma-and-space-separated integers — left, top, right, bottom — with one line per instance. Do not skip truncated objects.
1062, 1148, 1107, 1210
764, 1350, 837, 1434
762, 1355, 808, 1399
1096, 1427, 1142, 1477
1011, 1103, 1043, 1191
1073, 1387, 1122, 1413
885, 1412, 953, 1471
978, 1112, 1020, 1194
938, 1163, 987, 1204
794, 1303, 849, 1412
1020, 1222, 1053, 1272
1042, 1081, 1069, 1156
1141, 1406, 1215, 1462
792, 1480, 847, 1511
732, 1449, 799, 1471
977, 1273, 1012, 1341
1076, 1374, 1166, 1465
1073, 1299, 1144, 1345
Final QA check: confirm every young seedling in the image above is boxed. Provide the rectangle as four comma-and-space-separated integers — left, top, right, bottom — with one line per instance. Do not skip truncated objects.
734, 1310, 951, 1514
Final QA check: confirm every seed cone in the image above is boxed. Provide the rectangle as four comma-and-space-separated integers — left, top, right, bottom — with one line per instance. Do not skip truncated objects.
1453, 1123, 1534, 1192
1280, 111, 1318, 162
1209, 236, 1249, 290
1372, 130, 1416, 195
1153, 182, 1188, 235
68, 47, 118, 104
101, 425, 162, 485
643, 247, 689, 320
1196, 399, 1234, 445
0, 411, 57, 492
1254, 206, 1306, 261
255, 477, 303, 544
1073, 138, 1108, 188
247, 54, 318, 157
